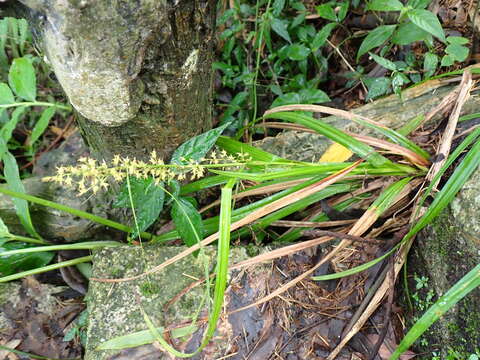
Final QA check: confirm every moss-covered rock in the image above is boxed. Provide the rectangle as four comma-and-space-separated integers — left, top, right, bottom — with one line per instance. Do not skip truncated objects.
85, 245, 257, 360
407, 169, 480, 359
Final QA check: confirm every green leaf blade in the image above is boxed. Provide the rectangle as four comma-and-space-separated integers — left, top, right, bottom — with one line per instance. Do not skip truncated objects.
357, 25, 396, 61
171, 123, 230, 165
391, 264, 480, 359
8, 57, 36, 101
271, 18, 291, 43
0, 83, 14, 104
264, 111, 392, 167
407, 9, 445, 42
171, 197, 204, 248
30, 107, 56, 145
113, 177, 165, 238
2, 151, 39, 239
367, 0, 404, 11
0, 242, 53, 276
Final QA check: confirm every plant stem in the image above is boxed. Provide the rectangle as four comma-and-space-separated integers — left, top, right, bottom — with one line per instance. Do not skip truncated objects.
0, 255, 93, 283
0, 241, 122, 257
8, 234, 48, 245
0, 102, 71, 111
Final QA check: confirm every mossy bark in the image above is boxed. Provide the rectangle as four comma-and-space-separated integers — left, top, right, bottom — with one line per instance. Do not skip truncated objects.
19, 0, 215, 162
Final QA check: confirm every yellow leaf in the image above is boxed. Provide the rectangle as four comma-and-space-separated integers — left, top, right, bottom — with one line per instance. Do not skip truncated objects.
319, 143, 353, 163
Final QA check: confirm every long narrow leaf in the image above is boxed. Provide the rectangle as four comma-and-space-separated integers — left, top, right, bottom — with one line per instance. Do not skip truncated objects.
212, 162, 417, 182
405, 138, 480, 242
0, 241, 121, 257
263, 111, 392, 167
352, 117, 430, 161
312, 177, 414, 281
216, 135, 290, 162
391, 264, 480, 359
416, 127, 480, 214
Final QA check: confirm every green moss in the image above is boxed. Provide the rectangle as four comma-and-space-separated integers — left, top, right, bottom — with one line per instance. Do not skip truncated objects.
139, 281, 161, 297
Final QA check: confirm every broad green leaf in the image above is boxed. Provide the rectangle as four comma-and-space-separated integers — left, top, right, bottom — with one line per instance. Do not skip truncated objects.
2, 151, 39, 238
219, 91, 248, 126
391, 21, 431, 45
423, 52, 438, 78
357, 25, 396, 61
17, 19, 29, 54
0, 20, 7, 67
446, 36, 469, 45
271, 18, 291, 43
0, 83, 14, 104
391, 264, 480, 359
263, 111, 392, 167
407, 0, 431, 8
364, 77, 391, 100
369, 53, 397, 71
392, 72, 410, 95
316, 4, 337, 21
291, 13, 306, 28
312, 22, 337, 51
8, 57, 36, 101
367, 0, 404, 11
286, 43, 310, 61
445, 44, 469, 62
113, 177, 165, 238
170, 122, 230, 165
337, 1, 349, 21
271, 92, 302, 108
7, 18, 18, 48
272, 0, 286, 16
407, 9, 445, 42
30, 107, 55, 145
299, 88, 330, 104
171, 196, 204, 248
0, 242, 54, 276
0, 106, 26, 149
441, 54, 455, 67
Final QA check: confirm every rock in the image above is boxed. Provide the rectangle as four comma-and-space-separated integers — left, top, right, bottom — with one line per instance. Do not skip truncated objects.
407, 168, 480, 358
85, 245, 270, 360
0, 177, 121, 242
0, 133, 124, 242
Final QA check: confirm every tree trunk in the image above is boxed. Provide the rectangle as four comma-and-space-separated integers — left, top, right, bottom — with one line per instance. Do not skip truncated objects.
19, 0, 215, 162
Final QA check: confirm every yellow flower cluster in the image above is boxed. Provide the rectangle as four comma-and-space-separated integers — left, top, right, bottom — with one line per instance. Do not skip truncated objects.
42, 150, 251, 195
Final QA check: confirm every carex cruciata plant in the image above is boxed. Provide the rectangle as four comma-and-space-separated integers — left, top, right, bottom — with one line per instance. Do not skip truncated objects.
1, 5, 480, 359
